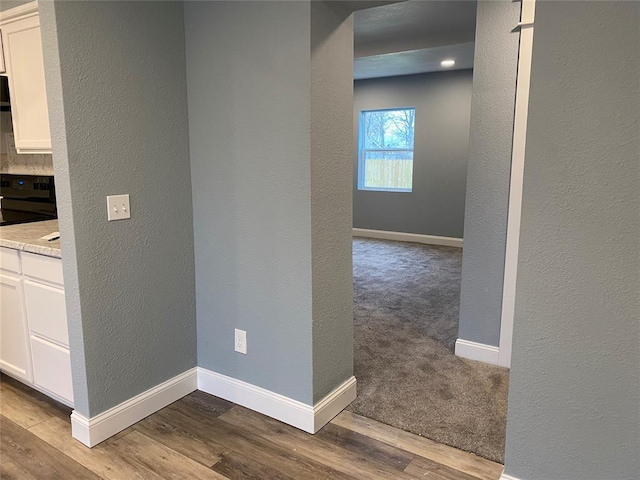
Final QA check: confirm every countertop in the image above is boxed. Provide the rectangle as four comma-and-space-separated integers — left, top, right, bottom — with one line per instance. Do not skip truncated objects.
0, 220, 62, 258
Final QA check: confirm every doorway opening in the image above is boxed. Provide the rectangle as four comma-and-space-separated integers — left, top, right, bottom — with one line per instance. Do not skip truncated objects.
345, 0, 518, 464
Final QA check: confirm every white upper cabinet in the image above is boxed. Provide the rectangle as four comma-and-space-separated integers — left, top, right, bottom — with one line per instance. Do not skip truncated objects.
0, 3, 51, 154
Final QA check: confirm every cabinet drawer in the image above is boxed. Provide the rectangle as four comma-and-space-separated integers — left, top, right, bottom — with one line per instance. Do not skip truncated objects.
0, 247, 21, 274
31, 335, 73, 404
21, 252, 63, 285
24, 280, 68, 347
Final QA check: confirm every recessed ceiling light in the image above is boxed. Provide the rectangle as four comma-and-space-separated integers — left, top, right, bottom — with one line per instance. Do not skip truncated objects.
441, 59, 456, 68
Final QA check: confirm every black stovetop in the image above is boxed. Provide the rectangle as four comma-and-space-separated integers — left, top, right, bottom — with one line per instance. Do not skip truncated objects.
0, 174, 57, 226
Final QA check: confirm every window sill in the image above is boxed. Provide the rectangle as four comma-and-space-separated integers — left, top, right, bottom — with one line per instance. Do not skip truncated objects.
358, 187, 413, 193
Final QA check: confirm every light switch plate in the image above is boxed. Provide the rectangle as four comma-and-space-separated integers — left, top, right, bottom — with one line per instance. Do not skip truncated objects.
107, 194, 131, 221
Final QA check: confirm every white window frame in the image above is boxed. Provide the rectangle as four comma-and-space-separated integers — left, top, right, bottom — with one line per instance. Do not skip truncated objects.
357, 108, 415, 193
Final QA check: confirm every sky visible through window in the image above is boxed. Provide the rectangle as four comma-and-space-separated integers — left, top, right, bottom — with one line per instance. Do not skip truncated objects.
359, 108, 415, 191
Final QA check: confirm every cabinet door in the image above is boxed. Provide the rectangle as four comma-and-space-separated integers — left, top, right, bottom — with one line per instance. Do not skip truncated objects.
1, 14, 51, 153
0, 273, 32, 382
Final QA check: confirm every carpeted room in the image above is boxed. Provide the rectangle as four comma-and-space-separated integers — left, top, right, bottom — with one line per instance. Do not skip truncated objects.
347, 238, 509, 463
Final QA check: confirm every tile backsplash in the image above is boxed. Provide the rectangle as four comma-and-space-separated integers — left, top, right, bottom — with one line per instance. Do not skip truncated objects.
1, 112, 54, 176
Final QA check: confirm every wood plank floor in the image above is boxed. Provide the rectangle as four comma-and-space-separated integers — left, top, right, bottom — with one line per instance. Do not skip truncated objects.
0, 374, 504, 480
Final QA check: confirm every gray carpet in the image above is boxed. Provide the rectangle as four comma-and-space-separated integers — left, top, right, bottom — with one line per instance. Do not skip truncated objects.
347, 238, 509, 464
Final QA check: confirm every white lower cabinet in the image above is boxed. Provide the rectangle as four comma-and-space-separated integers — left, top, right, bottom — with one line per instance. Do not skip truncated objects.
0, 247, 73, 406
0, 272, 32, 382
30, 335, 73, 403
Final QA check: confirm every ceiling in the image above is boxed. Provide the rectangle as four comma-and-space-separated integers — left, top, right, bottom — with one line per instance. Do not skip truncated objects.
332, 1, 405, 13
354, 42, 474, 80
353, 0, 477, 79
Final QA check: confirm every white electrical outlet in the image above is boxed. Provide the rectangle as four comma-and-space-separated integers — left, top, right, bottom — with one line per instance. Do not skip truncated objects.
235, 328, 247, 354
107, 194, 131, 221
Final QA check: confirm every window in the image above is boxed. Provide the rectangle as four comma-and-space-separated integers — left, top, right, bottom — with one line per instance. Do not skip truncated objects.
358, 108, 415, 192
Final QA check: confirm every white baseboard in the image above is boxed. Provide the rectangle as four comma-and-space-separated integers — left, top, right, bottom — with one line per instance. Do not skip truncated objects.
70, 368, 197, 447
197, 367, 356, 433
69, 367, 355, 446
500, 474, 522, 480
353, 228, 463, 248
312, 377, 358, 432
455, 339, 500, 366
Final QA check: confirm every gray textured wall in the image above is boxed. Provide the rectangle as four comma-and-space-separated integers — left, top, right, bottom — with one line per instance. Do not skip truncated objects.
504, 2, 640, 479
39, 1, 89, 413
310, 1, 354, 402
457, 0, 520, 347
186, 0, 313, 404
187, 1, 353, 405
353, 70, 473, 238
39, 1, 196, 417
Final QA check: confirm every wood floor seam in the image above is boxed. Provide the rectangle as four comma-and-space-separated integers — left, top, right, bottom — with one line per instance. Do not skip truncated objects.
24, 416, 53, 431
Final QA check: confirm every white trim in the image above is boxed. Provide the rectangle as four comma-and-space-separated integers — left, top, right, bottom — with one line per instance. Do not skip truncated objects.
70, 368, 197, 447
197, 368, 312, 431
312, 377, 358, 432
0, 1, 38, 24
520, 0, 536, 25
499, 0, 537, 369
455, 339, 500, 366
500, 474, 522, 480
353, 228, 462, 248
197, 367, 356, 433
